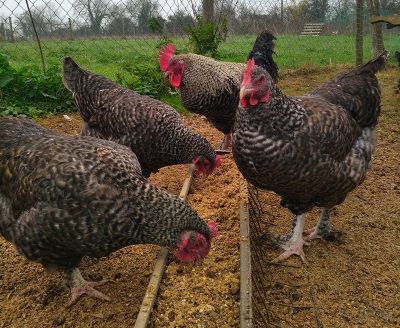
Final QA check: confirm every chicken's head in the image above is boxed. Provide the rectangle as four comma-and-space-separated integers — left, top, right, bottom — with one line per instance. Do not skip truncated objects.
176, 220, 218, 263
240, 59, 272, 108
192, 154, 222, 176
159, 43, 184, 88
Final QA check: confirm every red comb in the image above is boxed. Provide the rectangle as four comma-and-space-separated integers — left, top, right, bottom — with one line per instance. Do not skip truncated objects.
159, 43, 176, 72
242, 59, 255, 86
207, 220, 218, 239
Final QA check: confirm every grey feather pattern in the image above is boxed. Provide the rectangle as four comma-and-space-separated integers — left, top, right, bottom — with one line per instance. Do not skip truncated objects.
62, 57, 217, 177
173, 53, 245, 135
0, 117, 211, 270
233, 51, 385, 215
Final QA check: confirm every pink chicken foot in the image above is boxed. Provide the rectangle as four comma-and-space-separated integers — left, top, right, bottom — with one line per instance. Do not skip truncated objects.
272, 214, 310, 264
65, 268, 110, 307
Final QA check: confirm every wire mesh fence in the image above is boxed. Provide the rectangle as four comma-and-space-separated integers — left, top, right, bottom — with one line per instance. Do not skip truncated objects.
247, 184, 325, 327
0, 0, 398, 67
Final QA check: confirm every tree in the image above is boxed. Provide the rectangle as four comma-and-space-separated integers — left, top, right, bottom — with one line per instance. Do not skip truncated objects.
306, 0, 329, 22
124, 0, 159, 34
74, 0, 110, 35
137, 0, 159, 34
166, 11, 195, 34
18, 4, 59, 38
107, 16, 136, 36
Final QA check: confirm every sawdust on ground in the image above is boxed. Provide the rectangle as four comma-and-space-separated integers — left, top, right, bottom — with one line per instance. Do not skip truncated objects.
0, 68, 398, 328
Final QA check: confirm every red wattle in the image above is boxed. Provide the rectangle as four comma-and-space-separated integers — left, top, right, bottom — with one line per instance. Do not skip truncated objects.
170, 73, 181, 88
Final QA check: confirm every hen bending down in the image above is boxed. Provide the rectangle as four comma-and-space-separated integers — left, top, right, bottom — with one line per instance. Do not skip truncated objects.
0, 118, 217, 305
233, 32, 387, 262
62, 57, 221, 177
159, 41, 277, 150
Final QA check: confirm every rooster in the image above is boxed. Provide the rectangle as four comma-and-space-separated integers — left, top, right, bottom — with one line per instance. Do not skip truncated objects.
159, 40, 277, 150
233, 31, 387, 262
0, 117, 218, 306
62, 57, 221, 177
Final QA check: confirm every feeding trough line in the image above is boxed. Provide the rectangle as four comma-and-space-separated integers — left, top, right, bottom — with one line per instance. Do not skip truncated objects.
134, 164, 195, 328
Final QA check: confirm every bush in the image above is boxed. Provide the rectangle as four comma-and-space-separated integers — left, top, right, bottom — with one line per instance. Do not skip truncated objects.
0, 53, 74, 117
187, 16, 224, 57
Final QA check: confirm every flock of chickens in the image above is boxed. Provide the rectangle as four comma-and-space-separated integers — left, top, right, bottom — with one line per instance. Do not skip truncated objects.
0, 31, 387, 307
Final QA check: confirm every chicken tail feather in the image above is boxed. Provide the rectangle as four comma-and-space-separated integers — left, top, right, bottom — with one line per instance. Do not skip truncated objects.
62, 56, 85, 92
358, 50, 389, 74
247, 31, 278, 82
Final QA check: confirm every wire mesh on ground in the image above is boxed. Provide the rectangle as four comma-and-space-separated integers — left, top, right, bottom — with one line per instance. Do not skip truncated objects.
248, 184, 323, 328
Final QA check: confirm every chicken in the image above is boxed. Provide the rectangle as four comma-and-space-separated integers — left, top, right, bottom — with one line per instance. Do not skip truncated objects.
159, 44, 253, 150
233, 31, 387, 262
62, 57, 221, 178
0, 117, 218, 306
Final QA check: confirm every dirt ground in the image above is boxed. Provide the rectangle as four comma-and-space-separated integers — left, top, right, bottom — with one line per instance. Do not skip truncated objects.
0, 68, 398, 328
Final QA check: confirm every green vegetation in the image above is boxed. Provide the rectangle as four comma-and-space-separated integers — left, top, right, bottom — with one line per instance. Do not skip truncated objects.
1, 34, 398, 117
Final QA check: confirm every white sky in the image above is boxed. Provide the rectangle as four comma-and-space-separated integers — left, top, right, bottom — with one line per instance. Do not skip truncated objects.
1, 0, 279, 21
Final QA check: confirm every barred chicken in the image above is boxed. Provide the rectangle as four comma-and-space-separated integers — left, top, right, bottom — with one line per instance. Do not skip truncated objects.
159, 41, 276, 150
233, 32, 387, 262
0, 117, 218, 306
62, 57, 221, 177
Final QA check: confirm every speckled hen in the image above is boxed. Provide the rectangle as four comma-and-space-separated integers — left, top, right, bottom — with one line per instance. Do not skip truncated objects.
62, 57, 221, 177
0, 117, 217, 305
159, 44, 250, 150
233, 32, 387, 262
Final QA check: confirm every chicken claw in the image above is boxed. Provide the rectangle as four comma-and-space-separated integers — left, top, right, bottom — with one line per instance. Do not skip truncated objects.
66, 268, 110, 307
271, 214, 310, 263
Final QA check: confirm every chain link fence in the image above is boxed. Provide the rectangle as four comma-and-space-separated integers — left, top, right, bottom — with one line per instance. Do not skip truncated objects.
0, 0, 398, 65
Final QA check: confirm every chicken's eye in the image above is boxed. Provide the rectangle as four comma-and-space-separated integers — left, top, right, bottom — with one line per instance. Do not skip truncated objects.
257, 75, 266, 83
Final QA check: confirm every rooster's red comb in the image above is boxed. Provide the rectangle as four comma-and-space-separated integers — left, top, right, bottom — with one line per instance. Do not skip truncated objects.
242, 59, 255, 85
159, 43, 176, 72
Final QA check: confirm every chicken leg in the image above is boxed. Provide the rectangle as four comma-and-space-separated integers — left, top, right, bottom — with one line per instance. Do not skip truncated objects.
218, 133, 232, 151
66, 268, 110, 307
304, 208, 342, 242
272, 214, 310, 263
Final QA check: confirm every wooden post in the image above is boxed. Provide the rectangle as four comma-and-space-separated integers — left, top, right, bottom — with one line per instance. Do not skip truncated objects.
8, 17, 14, 42
203, 0, 214, 23
122, 17, 125, 38
68, 18, 73, 39
366, 0, 385, 56
0, 22, 5, 40
355, 0, 364, 65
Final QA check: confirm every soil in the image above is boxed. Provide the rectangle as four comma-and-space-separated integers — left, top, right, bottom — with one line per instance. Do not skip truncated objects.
0, 68, 398, 328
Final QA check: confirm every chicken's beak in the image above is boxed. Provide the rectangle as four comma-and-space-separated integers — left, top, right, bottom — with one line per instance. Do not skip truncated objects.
240, 86, 251, 100
163, 71, 170, 78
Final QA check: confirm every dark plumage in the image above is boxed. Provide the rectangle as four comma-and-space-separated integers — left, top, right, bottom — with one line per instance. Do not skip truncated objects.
247, 31, 279, 82
159, 44, 245, 149
62, 57, 221, 177
233, 32, 387, 262
0, 117, 217, 305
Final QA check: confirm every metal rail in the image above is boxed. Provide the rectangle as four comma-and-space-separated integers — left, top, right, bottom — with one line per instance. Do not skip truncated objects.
134, 164, 195, 328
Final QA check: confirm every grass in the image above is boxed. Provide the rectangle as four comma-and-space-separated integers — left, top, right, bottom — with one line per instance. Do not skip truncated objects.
0, 33, 398, 117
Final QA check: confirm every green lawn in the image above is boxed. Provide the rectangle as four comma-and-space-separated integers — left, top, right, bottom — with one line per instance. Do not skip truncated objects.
0, 33, 398, 116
